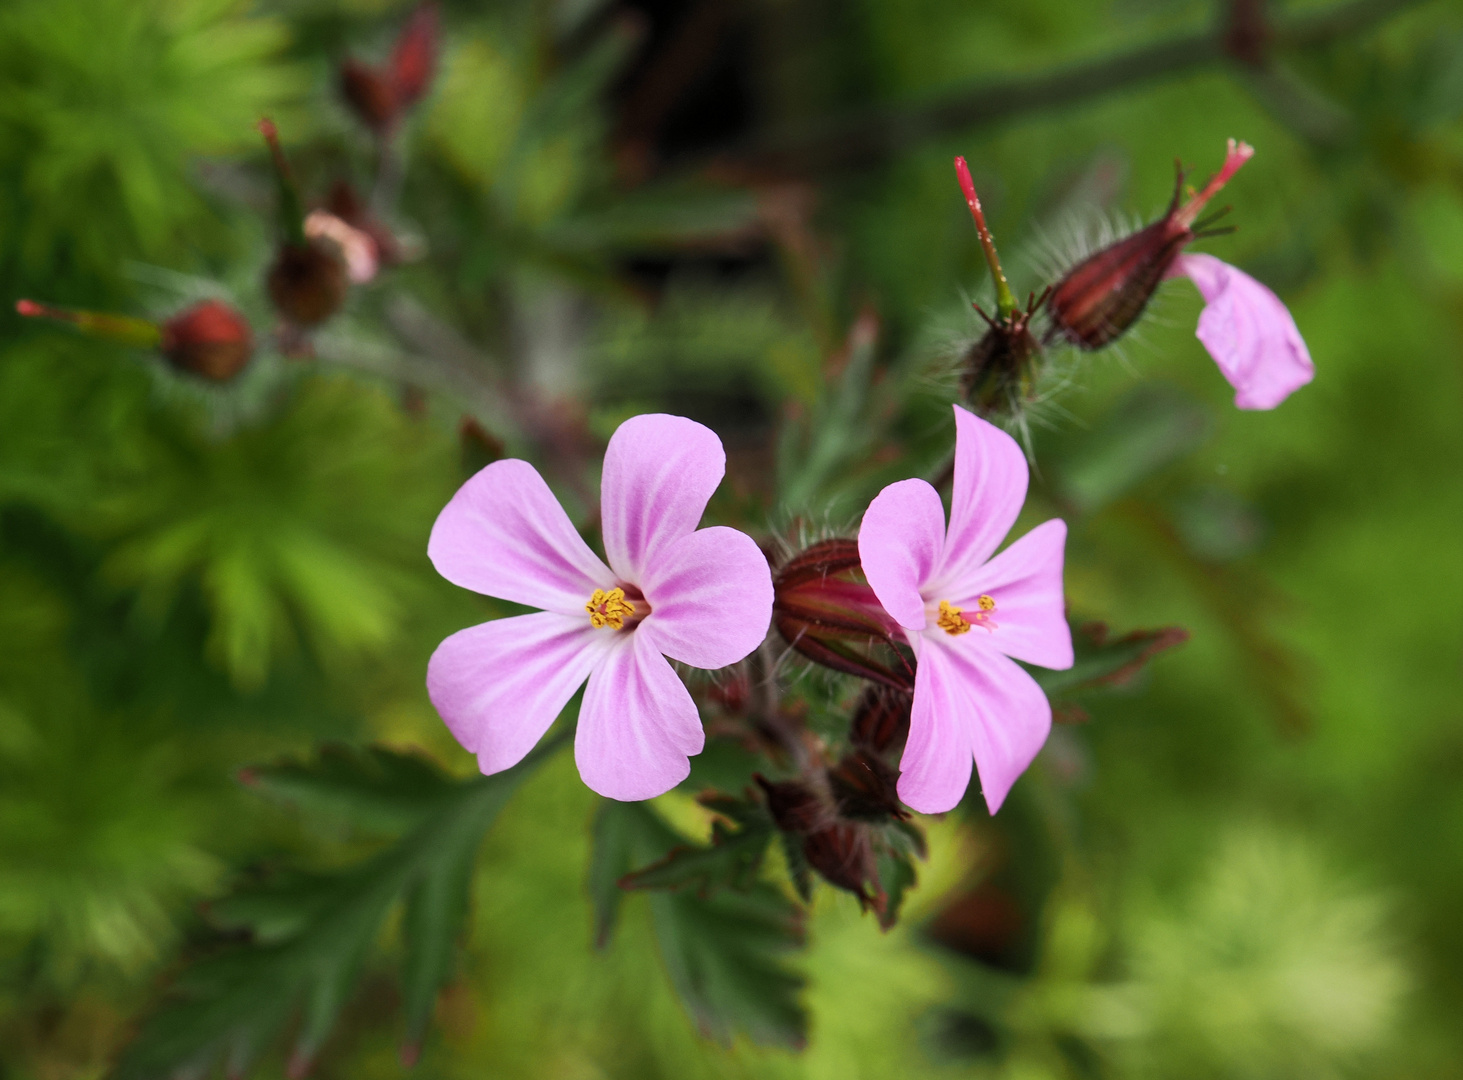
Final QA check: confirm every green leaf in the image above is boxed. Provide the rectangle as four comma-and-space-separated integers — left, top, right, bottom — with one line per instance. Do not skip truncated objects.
112, 738, 565, 1080
619, 793, 775, 895
591, 801, 808, 1048
1030, 621, 1189, 700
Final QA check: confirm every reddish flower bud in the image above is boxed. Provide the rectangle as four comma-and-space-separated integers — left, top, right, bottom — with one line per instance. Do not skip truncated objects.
1047, 139, 1254, 350
390, 2, 440, 108
340, 59, 398, 133
849, 685, 911, 755
266, 241, 349, 328
800, 822, 879, 904
756, 775, 832, 834
827, 749, 906, 823
160, 300, 254, 382
339, 3, 439, 135
772, 538, 913, 690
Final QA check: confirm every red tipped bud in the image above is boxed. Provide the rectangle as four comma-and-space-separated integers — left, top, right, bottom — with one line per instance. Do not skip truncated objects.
160, 300, 254, 382
849, 685, 911, 755
1047, 139, 1254, 350
772, 539, 913, 690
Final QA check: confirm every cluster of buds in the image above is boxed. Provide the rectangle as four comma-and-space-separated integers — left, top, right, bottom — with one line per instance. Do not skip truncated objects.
955, 139, 1313, 416
16, 297, 254, 383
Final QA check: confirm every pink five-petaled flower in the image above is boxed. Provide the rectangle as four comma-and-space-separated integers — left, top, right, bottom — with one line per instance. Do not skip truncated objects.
1167, 251, 1314, 410
857, 405, 1073, 815
426, 414, 773, 801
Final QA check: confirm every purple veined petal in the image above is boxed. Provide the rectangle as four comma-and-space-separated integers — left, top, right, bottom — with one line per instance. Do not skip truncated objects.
930, 405, 1030, 596
575, 629, 705, 801
896, 637, 974, 814
939, 639, 1053, 814
858, 478, 947, 631
426, 611, 609, 776
428, 459, 614, 615
638, 525, 774, 670
1172, 253, 1315, 410
950, 518, 1073, 670
600, 414, 726, 583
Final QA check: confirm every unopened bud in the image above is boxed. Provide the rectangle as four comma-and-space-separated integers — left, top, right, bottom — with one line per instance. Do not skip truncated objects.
1047, 139, 1254, 350
953, 156, 1047, 417
390, 3, 440, 108
772, 538, 913, 690
266, 242, 349, 328
340, 59, 398, 132
827, 749, 905, 822
161, 300, 254, 381
756, 775, 831, 834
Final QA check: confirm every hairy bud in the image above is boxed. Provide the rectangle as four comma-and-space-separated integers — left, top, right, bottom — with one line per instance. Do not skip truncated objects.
160, 300, 254, 381
339, 3, 440, 134
1047, 139, 1254, 350
772, 538, 913, 689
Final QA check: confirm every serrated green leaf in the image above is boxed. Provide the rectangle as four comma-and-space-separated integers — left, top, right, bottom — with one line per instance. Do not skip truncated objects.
245, 742, 458, 835
591, 801, 807, 1048
619, 793, 775, 895
112, 736, 566, 1080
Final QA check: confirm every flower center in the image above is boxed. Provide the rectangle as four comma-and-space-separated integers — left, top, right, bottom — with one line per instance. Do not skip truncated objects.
935, 595, 997, 636
586, 587, 644, 630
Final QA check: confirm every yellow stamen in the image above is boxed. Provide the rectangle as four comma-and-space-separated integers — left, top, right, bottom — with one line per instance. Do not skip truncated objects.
937, 600, 971, 636
586, 587, 636, 630
977, 594, 995, 612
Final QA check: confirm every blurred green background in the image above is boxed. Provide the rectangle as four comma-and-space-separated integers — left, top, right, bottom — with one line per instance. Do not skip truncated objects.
1, 0, 1461, 1077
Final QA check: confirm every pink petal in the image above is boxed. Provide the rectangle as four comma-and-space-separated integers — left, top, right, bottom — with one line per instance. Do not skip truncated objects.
575, 630, 705, 801
896, 638, 974, 814
930, 405, 1029, 595
858, 478, 947, 631
950, 519, 1073, 670
1172, 253, 1314, 410
426, 611, 609, 775
600, 414, 726, 583
905, 636, 1052, 814
638, 525, 774, 670
428, 459, 613, 615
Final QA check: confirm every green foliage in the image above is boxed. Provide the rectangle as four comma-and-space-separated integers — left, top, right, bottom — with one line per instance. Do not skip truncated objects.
593, 801, 809, 1049
619, 793, 777, 895
116, 738, 562, 1079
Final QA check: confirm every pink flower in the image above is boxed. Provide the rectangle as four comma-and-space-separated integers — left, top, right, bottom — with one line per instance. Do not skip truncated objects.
857, 405, 1073, 814
1168, 252, 1314, 410
426, 414, 773, 801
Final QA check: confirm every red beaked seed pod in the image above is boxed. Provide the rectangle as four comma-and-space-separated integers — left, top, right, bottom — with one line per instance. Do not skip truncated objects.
161, 300, 254, 381
266, 242, 349, 328
1047, 139, 1254, 350
772, 538, 913, 689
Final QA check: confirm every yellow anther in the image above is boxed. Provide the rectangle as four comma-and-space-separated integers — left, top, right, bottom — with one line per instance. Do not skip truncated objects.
586, 587, 636, 630
978, 594, 996, 611
936, 600, 972, 636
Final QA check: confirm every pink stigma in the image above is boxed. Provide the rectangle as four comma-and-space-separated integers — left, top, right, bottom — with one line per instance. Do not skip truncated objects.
1175, 139, 1254, 229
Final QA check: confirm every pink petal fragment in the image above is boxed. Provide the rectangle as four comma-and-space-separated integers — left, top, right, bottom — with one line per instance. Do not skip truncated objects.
600, 414, 726, 582
428, 459, 613, 615
858, 478, 947, 631
639, 526, 773, 670
952, 518, 1073, 670
931, 405, 1029, 594
938, 639, 1052, 814
575, 631, 705, 801
896, 640, 974, 814
1173, 253, 1314, 410
426, 611, 607, 775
